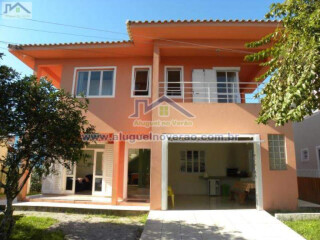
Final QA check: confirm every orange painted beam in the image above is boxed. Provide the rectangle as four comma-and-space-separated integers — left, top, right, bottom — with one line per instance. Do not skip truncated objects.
111, 140, 125, 204
111, 140, 120, 205
17, 170, 29, 201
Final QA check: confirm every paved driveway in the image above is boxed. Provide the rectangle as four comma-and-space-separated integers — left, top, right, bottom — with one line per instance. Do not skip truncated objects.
141, 209, 305, 240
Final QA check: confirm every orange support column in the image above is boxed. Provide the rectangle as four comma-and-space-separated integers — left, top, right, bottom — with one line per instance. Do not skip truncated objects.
17, 170, 29, 201
150, 44, 162, 210
111, 139, 125, 205
117, 141, 125, 200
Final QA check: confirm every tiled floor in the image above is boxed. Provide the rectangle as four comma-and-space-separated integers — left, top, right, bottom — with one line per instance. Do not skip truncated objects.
27, 194, 112, 203
141, 209, 305, 240
7, 201, 149, 211
171, 195, 255, 210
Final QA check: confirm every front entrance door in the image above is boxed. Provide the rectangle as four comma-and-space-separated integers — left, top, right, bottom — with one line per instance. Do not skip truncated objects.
127, 149, 151, 202
92, 150, 105, 196
65, 162, 76, 194
64, 148, 106, 196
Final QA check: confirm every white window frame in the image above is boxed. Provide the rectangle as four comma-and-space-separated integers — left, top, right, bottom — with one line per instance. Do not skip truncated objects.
92, 149, 105, 196
316, 145, 320, 170
72, 66, 117, 98
301, 148, 309, 162
180, 150, 206, 174
164, 66, 184, 98
63, 162, 76, 194
161, 133, 263, 210
131, 65, 152, 98
212, 67, 240, 103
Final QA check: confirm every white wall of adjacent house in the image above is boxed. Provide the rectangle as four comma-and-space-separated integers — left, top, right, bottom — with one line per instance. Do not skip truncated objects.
293, 111, 320, 178
41, 143, 114, 196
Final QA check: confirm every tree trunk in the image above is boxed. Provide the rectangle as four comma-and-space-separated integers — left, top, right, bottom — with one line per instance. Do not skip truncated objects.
0, 196, 15, 240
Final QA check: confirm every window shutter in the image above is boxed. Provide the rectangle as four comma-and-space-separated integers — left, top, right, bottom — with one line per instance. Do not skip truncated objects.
104, 144, 114, 197
204, 69, 217, 103
192, 69, 206, 102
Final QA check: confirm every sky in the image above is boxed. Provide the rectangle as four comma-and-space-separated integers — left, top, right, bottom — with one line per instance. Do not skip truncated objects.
0, 0, 280, 76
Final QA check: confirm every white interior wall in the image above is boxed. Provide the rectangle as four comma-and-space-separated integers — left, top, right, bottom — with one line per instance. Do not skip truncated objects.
168, 143, 253, 195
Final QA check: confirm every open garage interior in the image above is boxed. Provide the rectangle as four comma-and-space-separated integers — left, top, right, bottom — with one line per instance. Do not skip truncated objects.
168, 142, 257, 210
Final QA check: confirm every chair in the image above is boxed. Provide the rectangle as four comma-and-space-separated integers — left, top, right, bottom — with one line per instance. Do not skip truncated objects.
168, 186, 175, 208
230, 182, 248, 204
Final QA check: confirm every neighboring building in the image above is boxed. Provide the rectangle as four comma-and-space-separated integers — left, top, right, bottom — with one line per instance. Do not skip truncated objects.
9, 19, 298, 211
293, 111, 320, 204
0, 137, 28, 196
0, 143, 7, 194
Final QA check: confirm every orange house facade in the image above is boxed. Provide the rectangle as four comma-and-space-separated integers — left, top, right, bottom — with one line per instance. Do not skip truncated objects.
10, 20, 298, 211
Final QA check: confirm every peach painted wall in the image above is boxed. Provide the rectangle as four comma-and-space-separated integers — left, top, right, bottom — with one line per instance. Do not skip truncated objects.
34, 55, 298, 211
36, 57, 154, 134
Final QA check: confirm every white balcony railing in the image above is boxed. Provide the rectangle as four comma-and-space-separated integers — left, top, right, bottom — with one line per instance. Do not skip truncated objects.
158, 81, 264, 103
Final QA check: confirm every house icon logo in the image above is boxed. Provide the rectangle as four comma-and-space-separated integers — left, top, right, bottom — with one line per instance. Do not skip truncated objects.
129, 95, 194, 119
2, 2, 32, 19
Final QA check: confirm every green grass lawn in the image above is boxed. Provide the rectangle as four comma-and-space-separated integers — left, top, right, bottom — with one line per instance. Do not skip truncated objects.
0, 215, 64, 240
284, 219, 320, 240
84, 213, 148, 224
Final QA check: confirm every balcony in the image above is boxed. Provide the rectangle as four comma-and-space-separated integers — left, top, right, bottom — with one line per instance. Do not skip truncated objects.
158, 81, 264, 103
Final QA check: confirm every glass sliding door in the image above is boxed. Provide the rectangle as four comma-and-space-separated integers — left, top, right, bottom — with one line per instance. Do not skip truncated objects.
75, 150, 94, 195
93, 150, 105, 195
65, 162, 76, 194
63, 144, 107, 196
217, 71, 240, 103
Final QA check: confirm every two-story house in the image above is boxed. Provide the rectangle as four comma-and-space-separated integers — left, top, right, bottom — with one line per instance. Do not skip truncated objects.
9, 19, 298, 211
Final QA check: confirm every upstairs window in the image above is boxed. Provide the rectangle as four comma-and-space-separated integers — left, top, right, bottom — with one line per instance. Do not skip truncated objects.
216, 70, 240, 103
131, 66, 151, 97
165, 67, 183, 97
75, 68, 116, 97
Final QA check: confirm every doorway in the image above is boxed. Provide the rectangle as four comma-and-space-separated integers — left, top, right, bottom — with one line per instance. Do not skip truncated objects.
127, 149, 150, 202
161, 134, 263, 210
167, 143, 256, 210
64, 148, 106, 196
75, 150, 94, 195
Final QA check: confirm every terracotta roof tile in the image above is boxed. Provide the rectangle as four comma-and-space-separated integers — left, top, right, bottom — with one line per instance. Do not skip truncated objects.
126, 19, 280, 40
10, 19, 280, 48
8, 40, 133, 49
126, 19, 280, 24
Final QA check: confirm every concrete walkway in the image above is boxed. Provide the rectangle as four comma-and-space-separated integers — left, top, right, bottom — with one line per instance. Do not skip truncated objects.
141, 209, 305, 240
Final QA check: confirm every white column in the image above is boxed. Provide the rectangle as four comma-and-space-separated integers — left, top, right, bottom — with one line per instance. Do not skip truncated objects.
161, 137, 168, 210
254, 134, 264, 210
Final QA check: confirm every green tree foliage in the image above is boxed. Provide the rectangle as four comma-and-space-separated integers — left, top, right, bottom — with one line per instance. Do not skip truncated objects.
0, 53, 95, 239
245, 0, 320, 125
